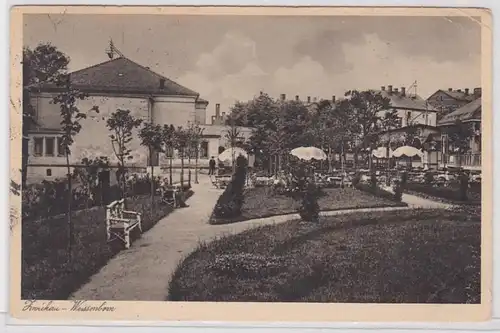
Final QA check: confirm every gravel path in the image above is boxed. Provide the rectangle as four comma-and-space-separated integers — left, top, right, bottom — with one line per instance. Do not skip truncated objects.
70, 177, 450, 301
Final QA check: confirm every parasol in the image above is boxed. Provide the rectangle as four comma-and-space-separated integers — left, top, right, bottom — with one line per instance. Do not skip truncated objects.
218, 147, 248, 163
392, 146, 424, 158
290, 147, 327, 161
372, 146, 393, 158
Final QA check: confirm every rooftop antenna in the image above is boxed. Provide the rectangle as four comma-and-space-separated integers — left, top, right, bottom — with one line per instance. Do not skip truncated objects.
105, 38, 125, 59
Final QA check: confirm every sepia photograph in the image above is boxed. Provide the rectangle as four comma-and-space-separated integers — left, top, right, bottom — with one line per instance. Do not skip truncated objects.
9, 6, 492, 322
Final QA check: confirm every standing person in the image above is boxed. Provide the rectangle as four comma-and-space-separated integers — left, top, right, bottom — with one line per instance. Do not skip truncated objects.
209, 156, 216, 175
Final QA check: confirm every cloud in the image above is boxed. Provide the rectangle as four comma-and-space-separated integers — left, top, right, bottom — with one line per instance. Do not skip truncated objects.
177, 31, 480, 123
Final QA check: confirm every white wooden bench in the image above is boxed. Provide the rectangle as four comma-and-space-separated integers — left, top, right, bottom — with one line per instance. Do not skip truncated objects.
106, 199, 142, 249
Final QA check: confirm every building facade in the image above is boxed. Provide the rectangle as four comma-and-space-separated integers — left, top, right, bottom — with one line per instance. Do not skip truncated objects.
25, 56, 253, 184
426, 88, 479, 120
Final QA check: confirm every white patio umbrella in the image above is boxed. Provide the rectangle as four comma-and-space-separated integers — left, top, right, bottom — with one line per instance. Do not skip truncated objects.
392, 146, 424, 158
218, 147, 248, 163
290, 146, 327, 161
372, 146, 393, 159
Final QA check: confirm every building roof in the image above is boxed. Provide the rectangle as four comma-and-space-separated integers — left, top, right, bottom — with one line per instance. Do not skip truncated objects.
35, 56, 200, 97
376, 90, 437, 112
428, 89, 476, 103
437, 98, 482, 126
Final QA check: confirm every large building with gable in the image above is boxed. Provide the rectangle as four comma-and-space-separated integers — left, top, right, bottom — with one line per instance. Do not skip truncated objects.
26, 55, 253, 184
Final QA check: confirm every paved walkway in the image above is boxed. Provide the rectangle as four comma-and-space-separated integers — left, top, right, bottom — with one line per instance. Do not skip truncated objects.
70, 178, 450, 301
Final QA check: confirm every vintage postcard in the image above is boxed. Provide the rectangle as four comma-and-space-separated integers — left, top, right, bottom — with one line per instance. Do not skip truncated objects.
9, 6, 492, 323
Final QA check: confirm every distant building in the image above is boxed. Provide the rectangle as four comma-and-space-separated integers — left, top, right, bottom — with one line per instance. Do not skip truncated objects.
437, 97, 482, 170
427, 87, 480, 119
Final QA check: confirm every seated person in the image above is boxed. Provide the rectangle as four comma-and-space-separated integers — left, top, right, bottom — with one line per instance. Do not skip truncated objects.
175, 187, 189, 208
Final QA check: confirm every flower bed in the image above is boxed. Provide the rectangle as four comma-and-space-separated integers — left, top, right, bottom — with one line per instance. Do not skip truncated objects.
169, 208, 480, 303
21, 190, 193, 300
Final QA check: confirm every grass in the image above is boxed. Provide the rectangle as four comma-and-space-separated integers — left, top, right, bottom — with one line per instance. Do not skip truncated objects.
405, 182, 481, 205
169, 208, 480, 303
209, 186, 406, 225
21, 190, 193, 300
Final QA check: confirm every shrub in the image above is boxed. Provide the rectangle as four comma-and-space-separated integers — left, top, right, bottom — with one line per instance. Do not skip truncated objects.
370, 171, 377, 190
355, 182, 397, 202
352, 172, 362, 187
299, 182, 320, 222
211, 155, 248, 221
424, 171, 434, 185
393, 180, 403, 202
459, 172, 469, 201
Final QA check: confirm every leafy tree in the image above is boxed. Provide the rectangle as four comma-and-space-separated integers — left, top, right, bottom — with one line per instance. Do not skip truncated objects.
22, 43, 70, 186
138, 123, 164, 208
163, 124, 177, 185
106, 109, 143, 199
187, 123, 204, 184
73, 156, 110, 207
337, 90, 393, 169
174, 126, 189, 187
442, 120, 474, 167
53, 76, 99, 263
224, 114, 242, 173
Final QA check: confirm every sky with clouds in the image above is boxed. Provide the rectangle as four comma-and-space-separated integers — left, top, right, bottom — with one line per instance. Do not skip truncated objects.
23, 14, 481, 120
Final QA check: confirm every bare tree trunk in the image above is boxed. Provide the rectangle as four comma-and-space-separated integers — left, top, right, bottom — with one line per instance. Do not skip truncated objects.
169, 153, 173, 185
188, 149, 192, 187
150, 162, 154, 212
180, 149, 184, 187
195, 145, 199, 184
66, 154, 73, 264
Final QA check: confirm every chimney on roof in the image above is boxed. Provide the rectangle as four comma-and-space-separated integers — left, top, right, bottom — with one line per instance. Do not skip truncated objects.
401, 87, 406, 97
465, 88, 470, 95
215, 103, 220, 117
381, 86, 385, 91
260, 91, 263, 96
332, 95, 336, 103
159, 78, 165, 89
448, 88, 453, 92
307, 96, 311, 103
457, 89, 462, 93
394, 88, 399, 93
295, 95, 299, 101
388, 85, 393, 94
280, 94, 286, 101
313, 97, 317, 102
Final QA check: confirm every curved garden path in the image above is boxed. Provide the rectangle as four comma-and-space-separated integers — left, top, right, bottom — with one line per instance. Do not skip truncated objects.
69, 176, 452, 301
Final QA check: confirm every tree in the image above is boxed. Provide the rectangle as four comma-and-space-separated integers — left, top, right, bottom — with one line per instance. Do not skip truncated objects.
443, 120, 474, 167
138, 123, 164, 209
22, 43, 70, 186
53, 76, 99, 263
106, 109, 143, 199
224, 114, 242, 173
187, 123, 204, 184
174, 126, 189, 187
337, 90, 392, 169
73, 156, 110, 207
163, 124, 177, 185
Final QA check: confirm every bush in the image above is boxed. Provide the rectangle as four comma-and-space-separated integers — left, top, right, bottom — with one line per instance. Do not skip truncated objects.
424, 171, 434, 184
352, 172, 362, 187
459, 172, 469, 201
299, 182, 320, 222
355, 182, 397, 202
212, 155, 248, 221
393, 172, 408, 202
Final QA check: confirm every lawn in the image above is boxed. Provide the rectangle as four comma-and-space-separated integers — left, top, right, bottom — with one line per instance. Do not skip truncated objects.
210, 186, 406, 224
169, 208, 480, 303
22, 190, 193, 300
405, 182, 481, 205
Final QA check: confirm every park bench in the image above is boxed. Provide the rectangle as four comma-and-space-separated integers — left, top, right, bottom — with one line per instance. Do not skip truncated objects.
106, 199, 142, 249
